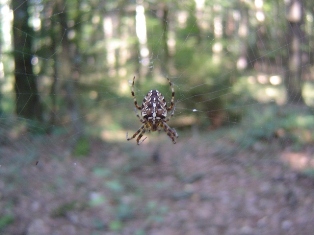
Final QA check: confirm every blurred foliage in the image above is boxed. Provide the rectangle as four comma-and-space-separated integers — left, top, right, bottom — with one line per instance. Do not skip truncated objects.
0, 215, 14, 230
109, 220, 124, 232
89, 192, 107, 207
303, 168, 314, 179
239, 104, 314, 148
73, 136, 91, 157
51, 201, 87, 218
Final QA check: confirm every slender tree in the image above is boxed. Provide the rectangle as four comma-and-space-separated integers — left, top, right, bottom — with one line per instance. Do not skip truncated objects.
56, 0, 83, 140
0, 16, 3, 116
161, 4, 169, 75
12, 0, 42, 120
285, 0, 306, 104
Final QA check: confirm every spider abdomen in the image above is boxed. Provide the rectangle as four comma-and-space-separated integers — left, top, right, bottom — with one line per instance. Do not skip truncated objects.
141, 90, 167, 131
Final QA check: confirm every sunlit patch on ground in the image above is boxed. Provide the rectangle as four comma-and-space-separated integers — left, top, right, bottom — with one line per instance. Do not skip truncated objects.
281, 151, 314, 171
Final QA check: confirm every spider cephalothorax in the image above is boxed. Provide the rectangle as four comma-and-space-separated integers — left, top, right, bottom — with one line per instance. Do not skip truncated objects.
126, 76, 178, 145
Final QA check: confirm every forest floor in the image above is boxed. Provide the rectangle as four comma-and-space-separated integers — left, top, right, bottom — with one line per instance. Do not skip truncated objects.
1, 132, 314, 235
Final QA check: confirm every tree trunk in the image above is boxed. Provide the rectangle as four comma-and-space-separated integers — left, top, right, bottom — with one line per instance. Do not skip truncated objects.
0, 34, 3, 116
284, 0, 305, 104
135, 3, 149, 78
49, 33, 59, 128
212, 5, 223, 64
236, 5, 249, 71
56, 0, 83, 140
161, 4, 169, 75
12, 0, 42, 120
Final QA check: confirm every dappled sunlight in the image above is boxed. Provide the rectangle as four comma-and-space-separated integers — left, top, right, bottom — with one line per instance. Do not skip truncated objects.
281, 151, 314, 171
303, 82, 314, 106
88, 90, 98, 100
101, 129, 129, 142
119, 80, 130, 95
269, 75, 282, 85
235, 74, 287, 104
171, 115, 198, 128
257, 74, 268, 84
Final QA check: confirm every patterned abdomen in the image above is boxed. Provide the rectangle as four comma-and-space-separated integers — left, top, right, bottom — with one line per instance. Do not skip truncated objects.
141, 90, 168, 130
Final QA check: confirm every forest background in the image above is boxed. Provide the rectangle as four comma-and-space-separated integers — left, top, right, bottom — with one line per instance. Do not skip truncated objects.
1, 0, 314, 234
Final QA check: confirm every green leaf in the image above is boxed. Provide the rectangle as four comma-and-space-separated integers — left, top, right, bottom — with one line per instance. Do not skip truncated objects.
109, 220, 123, 231
0, 215, 14, 229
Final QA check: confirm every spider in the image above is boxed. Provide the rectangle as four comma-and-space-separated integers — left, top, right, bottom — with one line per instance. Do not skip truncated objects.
126, 76, 178, 145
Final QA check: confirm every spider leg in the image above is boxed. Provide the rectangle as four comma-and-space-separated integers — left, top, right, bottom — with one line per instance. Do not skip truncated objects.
136, 113, 146, 123
131, 76, 142, 110
164, 106, 176, 122
166, 77, 175, 111
136, 129, 147, 145
126, 124, 145, 141
162, 122, 178, 144
132, 107, 145, 123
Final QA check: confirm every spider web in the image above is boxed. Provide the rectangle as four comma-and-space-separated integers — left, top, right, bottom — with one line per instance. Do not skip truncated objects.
1, 0, 314, 234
